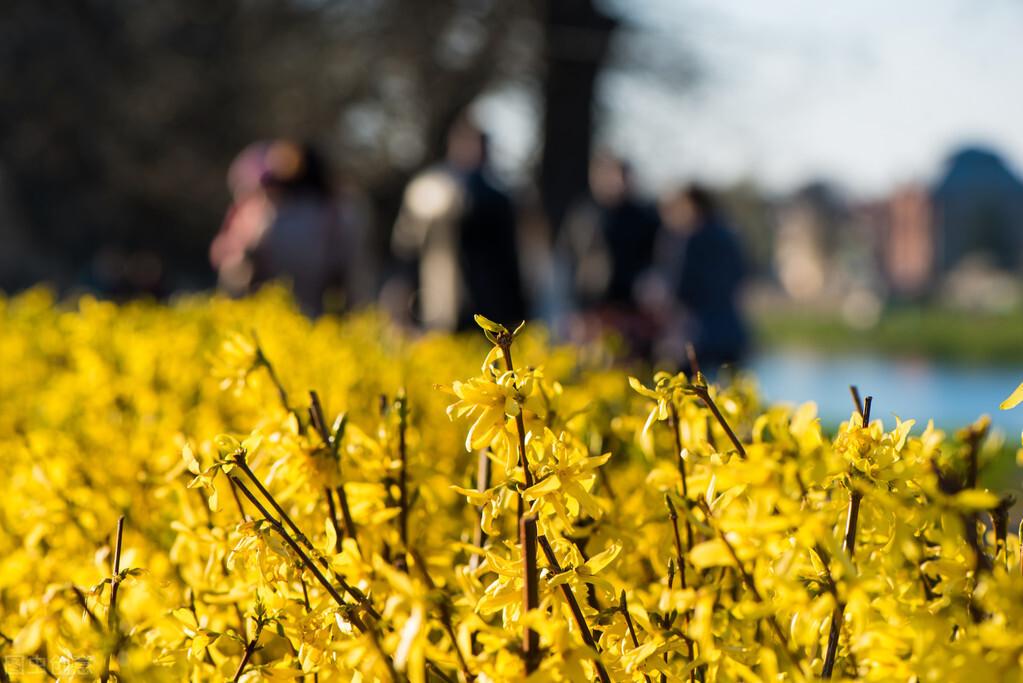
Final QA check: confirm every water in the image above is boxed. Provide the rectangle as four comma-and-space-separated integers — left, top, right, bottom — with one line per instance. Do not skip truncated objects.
749, 350, 1023, 438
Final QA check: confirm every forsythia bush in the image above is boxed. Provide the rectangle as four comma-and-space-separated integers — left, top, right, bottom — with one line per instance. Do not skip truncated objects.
1, 286, 1022, 682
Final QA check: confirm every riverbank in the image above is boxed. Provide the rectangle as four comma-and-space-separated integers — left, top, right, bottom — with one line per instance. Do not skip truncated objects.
752, 306, 1023, 365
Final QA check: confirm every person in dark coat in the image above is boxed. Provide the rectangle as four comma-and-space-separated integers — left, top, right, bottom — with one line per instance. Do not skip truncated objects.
657, 184, 748, 370
557, 153, 661, 356
390, 117, 526, 331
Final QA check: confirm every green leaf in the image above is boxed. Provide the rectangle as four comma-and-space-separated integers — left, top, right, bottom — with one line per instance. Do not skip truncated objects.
473, 314, 507, 335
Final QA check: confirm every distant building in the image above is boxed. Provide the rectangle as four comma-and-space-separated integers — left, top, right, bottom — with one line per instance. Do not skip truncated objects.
879, 185, 934, 298
932, 146, 1023, 272
773, 182, 845, 301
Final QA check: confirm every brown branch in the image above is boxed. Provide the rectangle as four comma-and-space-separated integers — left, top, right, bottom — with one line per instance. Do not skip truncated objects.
665, 496, 696, 681
691, 385, 745, 459
396, 392, 410, 553
537, 536, 612, 683
325, 487, 343, 553
470, 449, 492, 572
408, 549, 474, 681
619, 591, 653, 683
822, 395, 872, 679
521, 515, 541, 675
232, 618, 264, 683
697, 501, 801, 672
229, 475, 377, 625
100, 515, 125, 683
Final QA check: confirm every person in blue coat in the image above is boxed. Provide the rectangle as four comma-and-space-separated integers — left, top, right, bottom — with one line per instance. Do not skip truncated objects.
657, 184, 748, 371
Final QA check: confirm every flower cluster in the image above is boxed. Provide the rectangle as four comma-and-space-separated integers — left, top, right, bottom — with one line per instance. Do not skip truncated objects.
1, 287, 1022, 682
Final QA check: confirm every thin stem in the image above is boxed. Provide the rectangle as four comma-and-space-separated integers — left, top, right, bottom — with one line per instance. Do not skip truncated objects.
665, 496, 696, 681
228, 477, 250, 521
229, 475, 374, 626
108, 516, 125, 630
232, 618, 264, 683
619, 591, 653, 683
238, 456, 372, 604
521, 515, 541, 675
335, 485, 360, 554
231, 480, 396, 683
537, 536, 612, 683
685, 342, 702, 377
254, 336, 294, 418
668, 402, 694, 553
71, 585, 103, 630
697, 501, 801, 672
396, 392, 410, 553
849, 385, 864, 417
822, 395, 872, 679
325, 487, 343, 553
308, 392, 362, 553
308, 390, 331, 443
664, 497, 687, 591
101, 515, 125, 683
236, 459, 314, 549
494, 336, 543, 676
499, 343, 536, 491
691, 386, 745, 459
470, 449, 492, 572
408, 549, 474, 681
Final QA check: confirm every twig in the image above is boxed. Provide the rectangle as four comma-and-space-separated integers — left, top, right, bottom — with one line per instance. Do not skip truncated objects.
667, 404, 693, 553
309, 391, 356, 554
685, 343, 702, 377
108, 516, 125, 631
229, 475, 376, 624
664, 497, 687, 591
619, 591, 654, 683
697, 501, 801, 672
498, 340, 537, 493
822, 395, 872, 678
232, 617, 264, 682
521, 515, 541, 674
396, 392, 410, 553
665, 497, 696, 681
325, 487, 343, 553
335, 485, 360, 554
70, 585, 103, 630
228, 477, 250, 521
849, 386, 864, 418
537, 536, 612, 683
101, 515, 125, 683
253, 334, 295, 419
493, 333, 543, 677
408, 549, 474, 681
690, 385, 745, 459
236, 455, 370, 599
470, 449, 492, 571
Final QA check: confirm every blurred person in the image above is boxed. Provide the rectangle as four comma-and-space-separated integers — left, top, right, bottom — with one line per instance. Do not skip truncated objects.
210, 141, 372, 315
210, 141, 271, 296
388, 117, 526, 331
652, 184, 748, 371
555, 152, 660, 356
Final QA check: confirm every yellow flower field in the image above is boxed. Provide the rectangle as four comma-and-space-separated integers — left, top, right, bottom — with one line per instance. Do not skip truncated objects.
1, 287, 1022, 682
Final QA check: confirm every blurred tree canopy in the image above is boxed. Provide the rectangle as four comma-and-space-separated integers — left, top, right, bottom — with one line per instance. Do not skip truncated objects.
0, 0, 689, 294
0, 0, 531, 290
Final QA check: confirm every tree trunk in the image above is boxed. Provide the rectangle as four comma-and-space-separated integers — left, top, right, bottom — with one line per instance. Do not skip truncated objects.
538, 0, 617, 236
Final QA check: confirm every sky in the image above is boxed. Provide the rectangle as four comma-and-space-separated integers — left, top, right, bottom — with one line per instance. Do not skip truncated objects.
479, 0, 1023, 199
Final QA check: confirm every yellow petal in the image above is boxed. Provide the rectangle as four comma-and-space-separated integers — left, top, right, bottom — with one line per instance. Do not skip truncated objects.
1001, 381, 1023, 410
689, 539, 735, 569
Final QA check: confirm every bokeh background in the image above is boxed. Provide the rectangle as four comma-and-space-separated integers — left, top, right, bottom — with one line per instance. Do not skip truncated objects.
3, 0, 1023, 436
